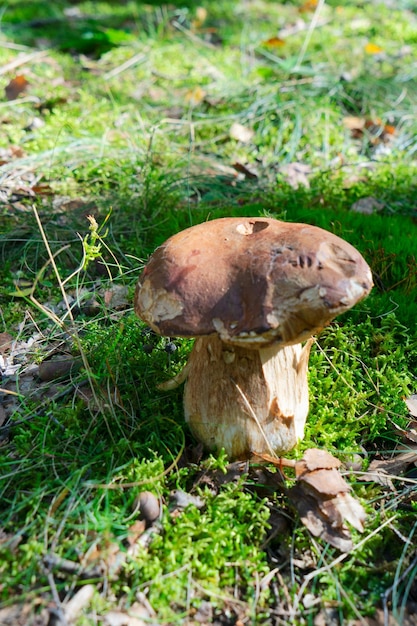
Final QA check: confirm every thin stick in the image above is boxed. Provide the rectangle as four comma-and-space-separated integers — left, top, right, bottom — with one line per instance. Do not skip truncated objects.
103, 49, 150, 80
0, 50, 49, 76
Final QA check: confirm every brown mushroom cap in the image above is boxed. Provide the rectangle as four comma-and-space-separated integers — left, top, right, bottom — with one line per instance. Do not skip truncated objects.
135, 217, 373, 348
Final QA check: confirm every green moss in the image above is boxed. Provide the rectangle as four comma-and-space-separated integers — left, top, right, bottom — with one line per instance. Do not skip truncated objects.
1, 0, 417, 622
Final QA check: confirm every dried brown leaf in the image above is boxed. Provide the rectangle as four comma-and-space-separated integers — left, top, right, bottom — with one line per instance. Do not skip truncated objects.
290, 484, 354, 552
299, 0, 318, 11
302, 448, 342, 472
288, 448, 366, 551
405, 394, 417, 418
103, 285, 129, 310
126, 520, 147, 546
297, 467, 350, 496
0, 333, 13, 355
344, 115, 395, 143
319, 492, 366, 533
232, 161, 259, 179
38, 355, 82, 382
361, 451, 417, 488
5, 75, 29, 100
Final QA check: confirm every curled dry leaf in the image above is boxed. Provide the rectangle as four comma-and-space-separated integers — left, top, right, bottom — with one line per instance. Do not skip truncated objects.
289, 448, 366, 552
361, 450, 417, 490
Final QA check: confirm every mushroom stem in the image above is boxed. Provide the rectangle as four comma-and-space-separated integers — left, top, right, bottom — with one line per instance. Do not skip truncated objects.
183, 335, 313, 460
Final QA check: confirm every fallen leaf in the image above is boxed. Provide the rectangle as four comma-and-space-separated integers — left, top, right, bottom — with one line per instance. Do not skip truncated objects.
365, 43, 383, 55
299, 0, 318, 11
405, 394, 417, 418
5, 75, 29, 100
0, 333, 13, 355
229, 122, 254, 143
361, 451, 417, 489
343, 116, 395, 143
103, 285, 129, 310
351, 196, 384, 215
279, 162, 311, 189
262, 36, 286, 48
296, 467, 349, 496
300, 448, 341, 472
185, 86, 206, 106
38, 355, 82, 382
232, 161, 259, 179
290, 485, 355, 552
30, 183, 54, 196
126, 520, 147, 546
288, 448, 366, 551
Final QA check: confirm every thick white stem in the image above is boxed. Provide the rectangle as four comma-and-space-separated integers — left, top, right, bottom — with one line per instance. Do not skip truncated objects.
183, 336, 313, 459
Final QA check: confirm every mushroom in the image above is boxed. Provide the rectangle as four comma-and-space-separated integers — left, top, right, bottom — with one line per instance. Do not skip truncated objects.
134, 217, 372, 459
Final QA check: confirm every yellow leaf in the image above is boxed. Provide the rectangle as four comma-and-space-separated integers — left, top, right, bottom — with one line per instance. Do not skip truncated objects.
263, 36, 286, 48
365, 43, 383, 55
185, 86, 206, 106
299, 0, 318, 12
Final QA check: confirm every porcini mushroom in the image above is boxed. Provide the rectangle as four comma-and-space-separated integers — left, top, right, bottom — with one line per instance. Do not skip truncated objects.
135, 217, 372, 459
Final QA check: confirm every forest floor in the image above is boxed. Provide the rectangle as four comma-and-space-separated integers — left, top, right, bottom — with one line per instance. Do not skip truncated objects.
0, 1, 417, 624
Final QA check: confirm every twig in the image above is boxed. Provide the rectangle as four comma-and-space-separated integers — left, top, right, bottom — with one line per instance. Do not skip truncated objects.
0, 50, 49, 76
103, 48, 150, 80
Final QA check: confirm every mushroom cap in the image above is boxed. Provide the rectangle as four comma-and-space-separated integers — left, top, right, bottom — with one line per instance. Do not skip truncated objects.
135, 217, 373, 348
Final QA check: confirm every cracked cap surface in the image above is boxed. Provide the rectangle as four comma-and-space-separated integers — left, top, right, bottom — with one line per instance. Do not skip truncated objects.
135, 217, 373, 347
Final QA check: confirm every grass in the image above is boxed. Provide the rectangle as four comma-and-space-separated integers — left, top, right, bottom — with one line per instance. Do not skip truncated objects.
0, 0, 417, 624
